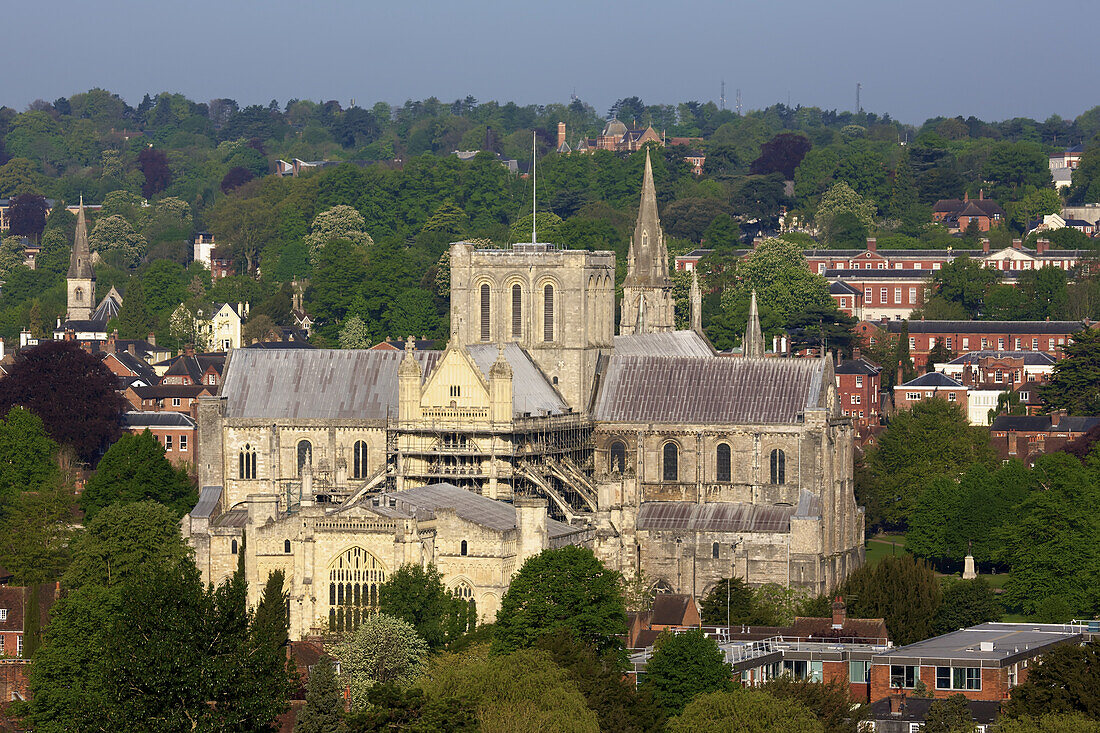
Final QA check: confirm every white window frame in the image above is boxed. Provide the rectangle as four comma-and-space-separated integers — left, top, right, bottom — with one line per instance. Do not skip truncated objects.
0, 608, 7, 621
856, 375, 863, 387
851, 394, 861, 404
935, 666, 981, 691
180, 435, 188, 451
906, 392, 921, 401
172, 397, 182, 407
165, 435, 173, 451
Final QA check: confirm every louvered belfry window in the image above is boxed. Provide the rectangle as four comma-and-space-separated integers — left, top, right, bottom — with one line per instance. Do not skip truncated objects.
512, 284, 522, 339
480, 284, 491, 341
543, 284, 554, 342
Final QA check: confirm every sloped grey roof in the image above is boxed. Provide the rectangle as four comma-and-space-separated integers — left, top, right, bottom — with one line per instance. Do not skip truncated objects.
122, 411, 196, 428
946, 350, 1057, 366
613, 330, 713, 357
191, 486, 223, 519
636, 501, 795, 533
886, 320, 1086, 335
466, 344, 569, 416
899, 372, 964, 389
593, 355, 825, 424
222, 348, 441, 420
365, 482, 577, 539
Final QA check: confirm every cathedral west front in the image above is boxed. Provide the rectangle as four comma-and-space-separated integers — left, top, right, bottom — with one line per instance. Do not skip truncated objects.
185, 149, 864, 639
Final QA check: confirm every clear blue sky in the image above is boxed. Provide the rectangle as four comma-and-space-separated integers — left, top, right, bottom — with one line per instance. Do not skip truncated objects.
4, 0, 1097, 124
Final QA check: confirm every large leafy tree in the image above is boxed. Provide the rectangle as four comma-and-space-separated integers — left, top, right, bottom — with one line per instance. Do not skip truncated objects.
7, 192, 48, 240
337, 614, 430, 710
643, 629, 732, 715
761, 677, 867, 733
835, 554, 942, 645
89, 214, 148, 268
115, 279, 156, 339
492, 545, 626, 656
1004, 641, 1100, 720
1041, 328, 1100, 415
305, 205, 374, 265
923, 694, 976, 733
669, 689, 822, 733
750, 133, 812, 179
378, 563, 476, 650
0, 406, 61, 507
295, 656, 348, 733
863, 398, 995, 529
0, 340, 123, 463
699, 577, 755, 626
933, 578, 1000, 635
137, 146, 171, 198
930, 255, 999, 318
79, 430, 196, 520
0, 480, 72, 586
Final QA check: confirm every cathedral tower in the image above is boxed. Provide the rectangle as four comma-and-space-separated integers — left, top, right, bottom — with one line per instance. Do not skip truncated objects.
619, 149, 675, 335
66, 197, 95, 321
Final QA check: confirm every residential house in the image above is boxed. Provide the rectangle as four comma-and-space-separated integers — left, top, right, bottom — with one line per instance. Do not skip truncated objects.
157, 350, 226, 388
0, 584, 57, 708
894, 373, 968, 416
934, 351, 1057, 424
931, 193, 1006, 233
1049, 145, 1084, 192
835, 352, 882, 434
197, 303, 247, 351
122, 411, 197, 467
193, 232, 216, 268
990, 412, 1100, 464
123, 384, 213, 415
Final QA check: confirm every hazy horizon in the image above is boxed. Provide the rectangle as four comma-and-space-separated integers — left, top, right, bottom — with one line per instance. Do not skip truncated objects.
4, 0, 1098, 125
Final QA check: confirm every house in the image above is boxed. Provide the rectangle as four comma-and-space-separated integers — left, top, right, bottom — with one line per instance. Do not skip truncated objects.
290, 280, 313, 336
835, 352, 882, 433
1049, 144, 1084, 171
123, 384, 213, 415
122, 412, 197, 467
193, 232, 216, 268
868, 622, 1084, 703
865, 695, 1001, 733
934, 351, 1057, 424
193, 303, 247, 351
894, 373, 968, 416
157, 350, 226, 387
857, 319, 1087, 370
210, 252, 234, 280
369, 337, 438, 352
989, 412, 1100, 464
931, 193, 1006, 233
0, 584, 58, 708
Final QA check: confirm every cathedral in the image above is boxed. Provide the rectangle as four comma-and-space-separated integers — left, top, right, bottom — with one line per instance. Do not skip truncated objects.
186, 150, 863, 639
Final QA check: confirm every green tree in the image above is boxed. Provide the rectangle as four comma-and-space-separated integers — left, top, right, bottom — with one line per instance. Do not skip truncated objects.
835, 554, 942, 645
338, 315, 371, 348
864, 398, 995, 528
417, 645, 598, 733
337, 614, 430, 709
295, 656, 348, 733
115, 279, 156, 339
89, 214, 148, 268
422, 200, 468, 238
0, 235, 26, 277
306, 205, 374, 265
933, 578, 1001, 635
1041, 328, 1100, 415
931, 256, 999, 318
702, 214, 741, 252
643, 629, 732, 715
699, 577, 755, 625
345, 683, 476, 733
0, 406, 61, 507
761, 677, 866, 733
379, 563, 475, 651
309, 238, 368, 341
923, 694, 975, 733
509, 212, 563, 244
1004, 641, 1100, 720
815, 181, 875, 238
493, 545, 626, 656
0, 480, 73, 586
996, 714, 1100, 732
79, 431, 196, 520
669, 689, 823, 733
0, 158, 43, 197
727, 237, 835, 332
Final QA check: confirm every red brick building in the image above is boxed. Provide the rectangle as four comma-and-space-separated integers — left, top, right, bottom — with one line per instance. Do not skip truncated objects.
894, 373, 968, 414
123, 384, 213, 415
990, 412, 1100, 465
932, 193, 1006, 232
834, 353, 882, 430
857, 319, 1087, 370
122, 412, 197, 467
0, 584, 57, 710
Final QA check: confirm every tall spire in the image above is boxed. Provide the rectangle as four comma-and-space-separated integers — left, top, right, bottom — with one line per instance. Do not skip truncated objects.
624, 148, 668, 288
744, 290, 764, 358
690, 269, 702, 333
68, 196, 94, 280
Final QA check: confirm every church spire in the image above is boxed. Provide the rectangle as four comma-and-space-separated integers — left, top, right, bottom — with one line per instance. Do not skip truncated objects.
744, 290, 764, 358
68, 196, 94, 280
624, 148, 669, 288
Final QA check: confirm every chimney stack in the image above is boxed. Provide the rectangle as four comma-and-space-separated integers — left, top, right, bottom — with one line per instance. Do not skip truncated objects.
866, 237, 877, 252
831, 596, 846, 630
1037, 238, 1049, 254
1012, 238, 1022, 250
853, 347, 861, 360
1051, 409, 1065, 428
148, 332, 156, 346
981, 238, 991, 254
557, 122, 566, 149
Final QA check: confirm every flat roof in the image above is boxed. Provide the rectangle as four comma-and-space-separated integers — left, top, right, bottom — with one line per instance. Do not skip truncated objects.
872, 622, 1083, 667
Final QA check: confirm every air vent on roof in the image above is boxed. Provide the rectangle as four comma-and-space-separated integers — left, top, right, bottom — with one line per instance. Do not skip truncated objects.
979, 641, 994, 652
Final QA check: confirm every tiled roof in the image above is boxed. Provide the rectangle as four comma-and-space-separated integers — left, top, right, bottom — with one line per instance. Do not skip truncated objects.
835, 357, 881, 375
829, 281, 861, 296
612, 331, 713, 357
991, 415, 1100, 433
122, 411, 196, 428
221, 348, 441, 420
899, 372, 964, 389
787, 616, 889, 642
129, 384, 210, 399
650, 594, 697, 626
636, 501, 797, 533
467, 344, 569, 416
946, 350, 1057, 366
593, 355, 826, 424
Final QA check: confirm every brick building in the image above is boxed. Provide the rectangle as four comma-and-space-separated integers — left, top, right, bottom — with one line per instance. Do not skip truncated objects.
857, 319, 1087, 370
122, 412, 198, 467
931, 193, 1006, 232
834, 353, 882, 431
894, 373, 968, 415
0, 584, 57, 709
123, 384, 213, 415
989, 412, 1100, 465
867, 622, 1083, 703
934, 350, 1057, 423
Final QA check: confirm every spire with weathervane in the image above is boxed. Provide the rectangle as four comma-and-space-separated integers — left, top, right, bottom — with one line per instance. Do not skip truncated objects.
619, 148, 675, 335
66, 196, 96, 322
743, 290, 765, 358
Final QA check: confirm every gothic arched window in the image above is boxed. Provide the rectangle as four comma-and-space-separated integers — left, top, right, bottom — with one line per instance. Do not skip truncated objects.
543, 284, 555, 342
662, 443, 678, 482
770, 448, 786, 485
712, 542, 720, 559
297, 440, 312, 474
511, 284, 522, 339
231, 539, 238, 554
610, 441, 626, 474
353, 440, 368, 479
238, 444, 257, 480
716, 443, 731, 482
480, 283, 491, 342
327, 547, 386, 634
284, 539, 291, 554
74, 287, 84, 303
460, 540, 468, 556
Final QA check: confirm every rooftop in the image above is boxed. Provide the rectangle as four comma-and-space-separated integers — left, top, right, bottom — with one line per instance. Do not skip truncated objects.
872, 622, 1083, 667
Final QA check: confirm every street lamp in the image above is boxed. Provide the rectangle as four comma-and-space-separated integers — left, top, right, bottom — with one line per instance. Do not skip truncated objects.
727, 538, 744, 630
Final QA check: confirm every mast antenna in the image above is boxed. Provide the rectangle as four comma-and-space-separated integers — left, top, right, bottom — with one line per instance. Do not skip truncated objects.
531, 131, 537, 244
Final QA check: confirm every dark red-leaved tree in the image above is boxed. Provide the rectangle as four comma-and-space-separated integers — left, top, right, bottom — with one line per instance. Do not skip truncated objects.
0, 340, 124, 464
750, 132, 813, 179
8, 193, 49, 241
220, 166, 254, 194
137, 147, 171, 198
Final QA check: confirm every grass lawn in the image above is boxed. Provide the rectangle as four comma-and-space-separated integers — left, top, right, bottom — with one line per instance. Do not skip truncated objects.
865, 534, 907, 564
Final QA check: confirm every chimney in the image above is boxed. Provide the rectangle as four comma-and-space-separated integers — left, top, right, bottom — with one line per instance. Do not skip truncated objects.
127, 344, 136, 356
964, 191, 970, 203
557, 121, 566, 149
897, 363, 904, 387
979, 188, 984, 200
1051, 409, 1065, 428
981, 238, 990, 254
1012, 238, 1022, 250
889, 691, 906, 715
866, 237, 877, 252
148, 332, 156, 346
1037, 238, 1049, 254
185, 344, 195, 357
831, 596, 846, 629
853, 347, 862, 360
1007, 431, 1017, 455
106, 332, 117, 354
